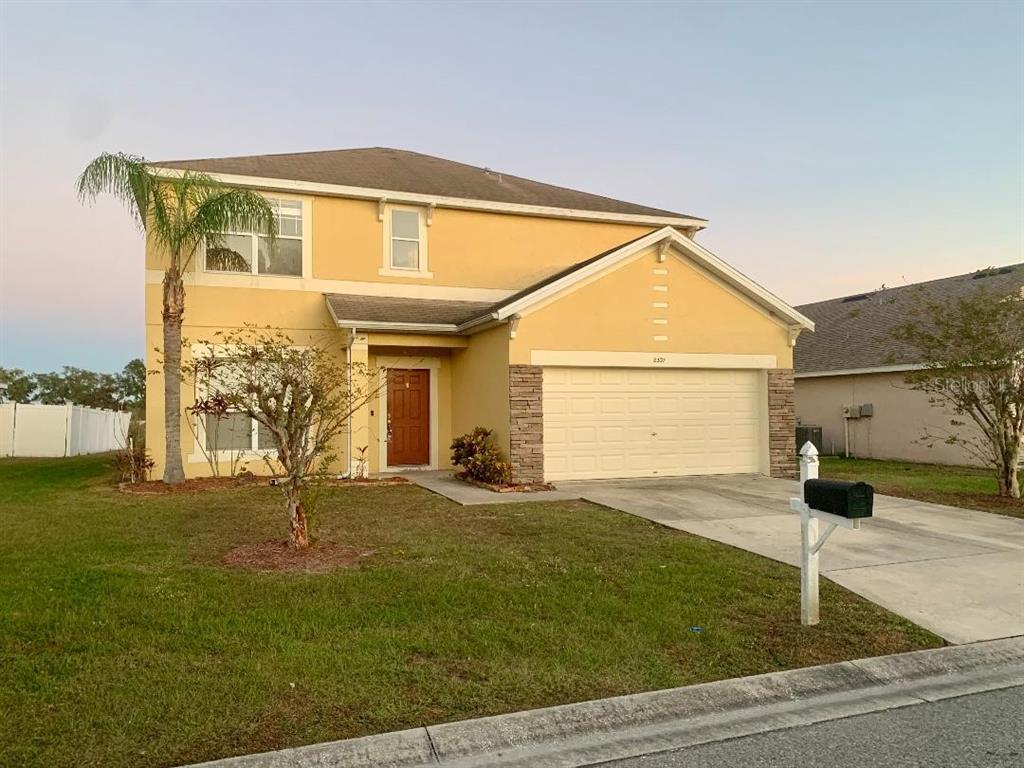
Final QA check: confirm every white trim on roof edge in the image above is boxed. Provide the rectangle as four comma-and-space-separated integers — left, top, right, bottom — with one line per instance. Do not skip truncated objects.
146, 269, 513, 302
149, 167, 707, 229
795, 363, 925, 378
332, 318, 462, 334
479, 227, 814, 332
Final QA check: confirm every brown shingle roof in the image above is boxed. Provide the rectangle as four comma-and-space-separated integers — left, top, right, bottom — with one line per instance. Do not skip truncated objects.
794, 264, 1024, 375
326, 293, 494, 327
155, 147, 701, 220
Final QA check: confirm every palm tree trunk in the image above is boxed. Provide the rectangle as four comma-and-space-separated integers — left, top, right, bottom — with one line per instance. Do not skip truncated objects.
162, 267, 186, 485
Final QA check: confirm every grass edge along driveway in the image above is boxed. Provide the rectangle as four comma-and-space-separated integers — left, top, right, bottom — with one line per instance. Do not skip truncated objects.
0, 454, 942, 768
821, 456, 1023, 518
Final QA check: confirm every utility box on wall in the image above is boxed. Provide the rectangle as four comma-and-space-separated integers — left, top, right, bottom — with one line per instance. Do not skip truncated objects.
843, 404, 873, 419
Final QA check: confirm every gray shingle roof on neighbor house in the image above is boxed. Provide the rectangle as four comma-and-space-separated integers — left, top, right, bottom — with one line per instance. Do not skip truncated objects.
794, 264, 1024, 375
154, 147, 702, 220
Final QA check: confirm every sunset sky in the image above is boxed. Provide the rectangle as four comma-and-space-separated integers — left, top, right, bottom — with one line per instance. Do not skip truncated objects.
1, 0, 1020, 372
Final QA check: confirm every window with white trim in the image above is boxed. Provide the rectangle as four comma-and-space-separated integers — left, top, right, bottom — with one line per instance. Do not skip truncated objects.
205, 198, 303, 277
195, 357, 277, 457
203, 412, 276, 452
390, 209, 422, 270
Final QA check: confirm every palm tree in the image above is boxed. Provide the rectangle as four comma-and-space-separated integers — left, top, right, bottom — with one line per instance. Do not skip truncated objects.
77, 153, 277, 484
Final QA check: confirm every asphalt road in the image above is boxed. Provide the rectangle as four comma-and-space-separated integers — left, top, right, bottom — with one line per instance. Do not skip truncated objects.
599, 686, 1024, 768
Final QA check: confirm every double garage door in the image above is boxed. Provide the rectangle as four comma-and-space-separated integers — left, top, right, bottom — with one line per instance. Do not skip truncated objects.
543, 367, 764, 481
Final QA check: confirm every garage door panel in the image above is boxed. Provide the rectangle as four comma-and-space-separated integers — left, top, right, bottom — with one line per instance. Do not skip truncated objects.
543, 367, 764, 481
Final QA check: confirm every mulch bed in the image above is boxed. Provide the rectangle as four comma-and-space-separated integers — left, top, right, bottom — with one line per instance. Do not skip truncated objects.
327, 476, 409, 487
456, 473, 556, 493
118, 477, 245, 495
222, 540, 374, 573
118, 475, 409, 495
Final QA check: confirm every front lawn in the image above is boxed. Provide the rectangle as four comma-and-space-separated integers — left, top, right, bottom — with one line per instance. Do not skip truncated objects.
820, 457, 1023, 518
1, 455, 940, 768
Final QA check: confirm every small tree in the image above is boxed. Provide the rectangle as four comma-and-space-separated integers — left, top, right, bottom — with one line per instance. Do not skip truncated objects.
118, 359, 147, 410
0, 368, 36, 403
891, 284, 1024, 498
191, 327, 385, 548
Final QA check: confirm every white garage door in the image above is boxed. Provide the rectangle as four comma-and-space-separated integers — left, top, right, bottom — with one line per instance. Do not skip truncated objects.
543, 367, 763, 481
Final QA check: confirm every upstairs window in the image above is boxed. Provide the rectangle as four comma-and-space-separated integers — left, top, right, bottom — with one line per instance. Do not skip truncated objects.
390, 209, 422, 270
205, 198, 303, 277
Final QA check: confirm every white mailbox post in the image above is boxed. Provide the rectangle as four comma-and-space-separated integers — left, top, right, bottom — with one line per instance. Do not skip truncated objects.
790, 442, 864, 626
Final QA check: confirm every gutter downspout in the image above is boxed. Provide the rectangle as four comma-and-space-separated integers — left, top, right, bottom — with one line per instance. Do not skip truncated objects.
844, 414, 851, 459
341, 328, 356, 479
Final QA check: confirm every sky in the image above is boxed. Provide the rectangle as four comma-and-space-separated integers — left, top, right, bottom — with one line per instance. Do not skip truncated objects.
0, 0, 1021, 373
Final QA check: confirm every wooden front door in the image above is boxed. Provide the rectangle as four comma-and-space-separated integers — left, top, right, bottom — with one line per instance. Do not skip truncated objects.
387, 369, 430, 466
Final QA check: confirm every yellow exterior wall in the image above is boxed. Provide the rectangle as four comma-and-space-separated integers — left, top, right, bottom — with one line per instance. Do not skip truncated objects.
424, 209, 651, 288
143, 186, 802, 479
509, 245, 794, 365
450, 324, 512, 456
144, 191, 661, 477
145, 321, 347, 480
180, 194, 653, 288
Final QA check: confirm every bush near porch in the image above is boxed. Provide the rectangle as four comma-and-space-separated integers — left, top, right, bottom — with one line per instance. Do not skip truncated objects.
821, 456, 1023, 519
1, 454, 940, 768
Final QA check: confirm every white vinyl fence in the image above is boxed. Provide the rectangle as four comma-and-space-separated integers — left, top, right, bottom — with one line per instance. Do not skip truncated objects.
0, 403, 131, 458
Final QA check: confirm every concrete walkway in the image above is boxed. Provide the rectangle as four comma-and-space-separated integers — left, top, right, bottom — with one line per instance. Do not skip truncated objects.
408, 471, 1024, 645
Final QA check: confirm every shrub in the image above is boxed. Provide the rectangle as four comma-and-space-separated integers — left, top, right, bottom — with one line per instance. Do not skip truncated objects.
114, 446, 155, 484
451, 427, 512, 486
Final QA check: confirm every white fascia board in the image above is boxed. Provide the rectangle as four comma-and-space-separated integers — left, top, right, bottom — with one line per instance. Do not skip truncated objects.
331, 318, 462, 334
149, 167, 708, 229
492, 227, 815, 331
324, 295, 344, 328
455, 312, 501, 333
795, 363, 925, 378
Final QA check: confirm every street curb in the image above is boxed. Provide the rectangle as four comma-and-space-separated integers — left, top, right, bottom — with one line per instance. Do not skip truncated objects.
185, 636, 1024, 768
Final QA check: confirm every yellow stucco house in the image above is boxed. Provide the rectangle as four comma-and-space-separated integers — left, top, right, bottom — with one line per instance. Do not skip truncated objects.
145, 147, 813, 482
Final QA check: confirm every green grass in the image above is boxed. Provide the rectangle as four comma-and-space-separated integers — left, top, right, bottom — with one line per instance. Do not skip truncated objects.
1, 455, 941, 768
820, 457, 1023, 518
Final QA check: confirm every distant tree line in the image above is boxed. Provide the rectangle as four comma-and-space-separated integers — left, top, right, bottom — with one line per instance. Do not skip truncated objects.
0, 359, 145, 412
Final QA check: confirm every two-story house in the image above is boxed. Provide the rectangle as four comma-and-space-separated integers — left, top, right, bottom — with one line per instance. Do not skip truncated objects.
145, 147, 813, 483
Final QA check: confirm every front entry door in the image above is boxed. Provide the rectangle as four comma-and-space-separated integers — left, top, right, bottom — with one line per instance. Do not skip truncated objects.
387, 369, 430, 466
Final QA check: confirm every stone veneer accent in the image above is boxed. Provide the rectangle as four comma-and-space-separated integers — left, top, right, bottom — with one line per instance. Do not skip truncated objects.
767, 368, 797, 479
509, 365, 544, 484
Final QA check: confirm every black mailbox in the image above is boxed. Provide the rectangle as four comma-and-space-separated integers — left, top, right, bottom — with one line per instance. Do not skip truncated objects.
804, 479, 874, 519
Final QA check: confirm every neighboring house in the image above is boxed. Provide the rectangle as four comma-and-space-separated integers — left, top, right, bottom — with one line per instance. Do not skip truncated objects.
145, 147, 813, 482
794, 264, 1024, 464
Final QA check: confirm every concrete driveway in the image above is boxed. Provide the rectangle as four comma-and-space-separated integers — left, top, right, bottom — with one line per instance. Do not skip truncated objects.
561, 475, 1024, 645
409, 471, 1024, 644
